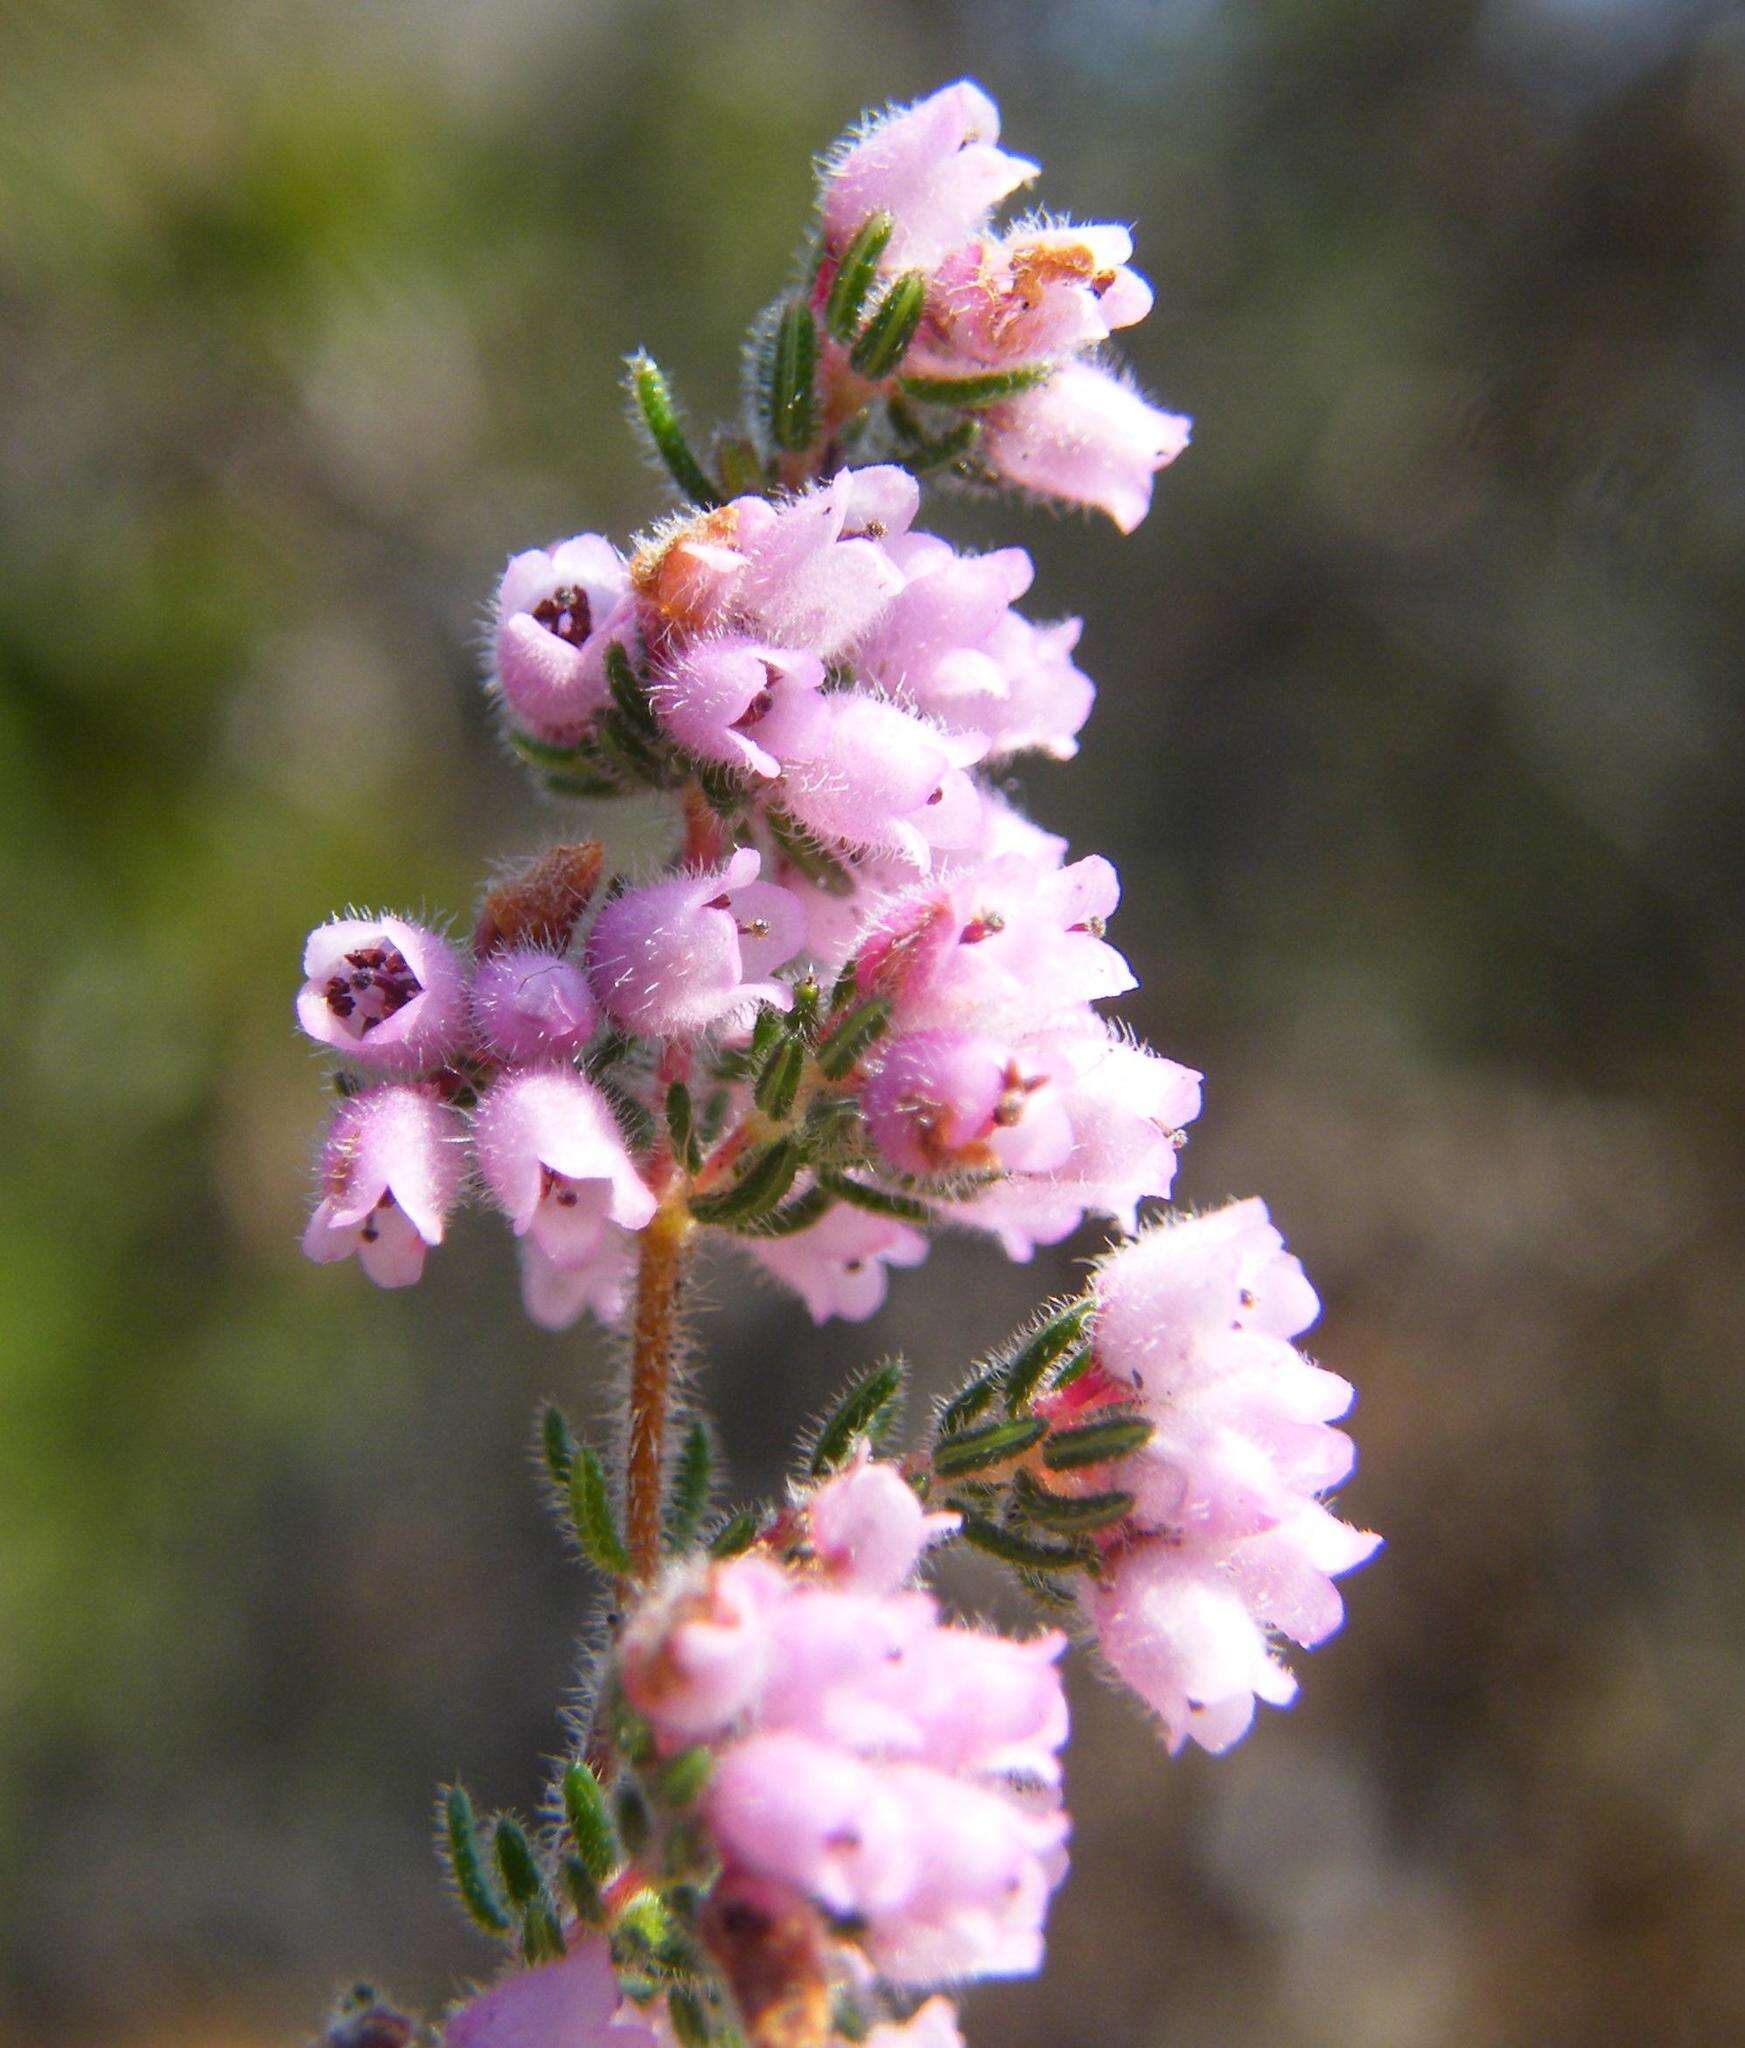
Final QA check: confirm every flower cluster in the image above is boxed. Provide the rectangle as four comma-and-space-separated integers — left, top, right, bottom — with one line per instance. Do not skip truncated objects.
1038, 1202, 1381, 1753
624, 1459, 1067, 2002
291, 79, 1378, 2048
817, 82, 1190, 530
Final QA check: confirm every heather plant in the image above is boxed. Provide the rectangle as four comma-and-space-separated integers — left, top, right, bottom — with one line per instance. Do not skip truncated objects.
297, 82, 1378, 2048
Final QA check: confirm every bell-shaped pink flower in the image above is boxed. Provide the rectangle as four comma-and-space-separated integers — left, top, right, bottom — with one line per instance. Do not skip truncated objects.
296, 915, 468, 1075
916, 223, 1153, 373
983, 361, 1191, 533
493, 534, 634, 741
707, 1731, 920, 1920
733, 469, 915, 657
941, 1028, 1202, 1260
746, 1199, 928, 1324
968, 612, 1095, 760
302, 1083, 464, 1289
821, 81, 1039, 272
862, 1766, 1069, 1984
518, 1230, 636, 1331
444, 1934, 658, 2048
650, 639, 828, 779
775, 692, 985, 870
854, 852, 1134, 1030
586, 848, 805, 1037
470, 946, 597, 1062
860, 1029, 1073, 1179
1088, 1537, 1301, 1757
806, 1452, 958, 1595
1096, 1197, 1323, 1367
857, 533, 1093, 760
472, 1066, 657, 1268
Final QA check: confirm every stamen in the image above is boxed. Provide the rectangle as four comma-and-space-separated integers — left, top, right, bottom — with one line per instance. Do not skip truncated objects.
323, 942, 422, 1035
530, 584, 593, 648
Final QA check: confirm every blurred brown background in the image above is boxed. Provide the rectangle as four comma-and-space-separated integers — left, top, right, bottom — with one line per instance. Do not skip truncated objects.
2, 0, 1743, 2043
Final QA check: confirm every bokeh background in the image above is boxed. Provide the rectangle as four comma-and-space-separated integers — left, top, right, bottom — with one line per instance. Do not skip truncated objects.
3, 0, 1743, 2043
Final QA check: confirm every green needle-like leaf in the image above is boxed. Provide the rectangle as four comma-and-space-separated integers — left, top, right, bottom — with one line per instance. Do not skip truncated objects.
765, 299, 818, 452
824, 212, 895, 339
627, 351, 722, 506
850, 273, 926, 379
442, 1786, 512, 1936
569, 1443, 633, 1576
809, 1360, 906, 1474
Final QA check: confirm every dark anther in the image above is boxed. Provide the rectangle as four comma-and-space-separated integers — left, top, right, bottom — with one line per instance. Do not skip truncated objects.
531, 585, 593, 647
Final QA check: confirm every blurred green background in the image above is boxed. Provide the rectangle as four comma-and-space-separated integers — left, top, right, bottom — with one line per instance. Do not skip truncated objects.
3, 0, 1743, 2043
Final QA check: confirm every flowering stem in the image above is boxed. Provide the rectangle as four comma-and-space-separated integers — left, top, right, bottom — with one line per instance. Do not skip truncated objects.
625, 1200, 694, 1581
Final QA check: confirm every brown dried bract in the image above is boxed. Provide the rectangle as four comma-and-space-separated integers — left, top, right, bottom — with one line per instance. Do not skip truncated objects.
700, 1882, 834, 2048
473, 841, 604, 957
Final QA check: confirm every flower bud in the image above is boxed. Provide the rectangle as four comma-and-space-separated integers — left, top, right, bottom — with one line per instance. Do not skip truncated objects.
806, 1452, 957, 1594
470, 947, 597, 1062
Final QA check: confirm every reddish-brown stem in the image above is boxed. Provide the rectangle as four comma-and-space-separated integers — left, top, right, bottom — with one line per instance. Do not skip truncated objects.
624, 1202, 694, 1582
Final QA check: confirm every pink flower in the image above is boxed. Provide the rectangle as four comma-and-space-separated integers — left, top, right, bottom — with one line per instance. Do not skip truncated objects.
650, 640, 828, 779
620, 1546, 1070, 1988
493, 535, 634, 742
746, 1201, 928, 1324
944, 1027, 1203, 1259
1089, 1538, 1300, 1756
642, 472, 915, 660
518, 1230, 636, 1331
860, 1029, 1073, 1179
622, 1555, 793, 1748
870, 1626, 1070, 1785
1047, 1202, 1379, 1750
821, 82, 1038, 272
969, 612, 1095, 760
443, 1934, 657, 2048
854, 853, 1133, 1029
586, 848, 805, 1037
982, 361, 1191, 533
470, 947, 597, 1062
707, 1731, 920, 1919
296, 915, 468, 1074
857, 535, 1090, 759
775, 692, 985, 869
1089, 1200, 1356, 1538
472, 1067, 657, 1268
806, 1453, 957, 1594
862, 1768, 1068, 1984
302, 1083, 464, 1288
733, 469, 915, 657
915, 224, 1153, 373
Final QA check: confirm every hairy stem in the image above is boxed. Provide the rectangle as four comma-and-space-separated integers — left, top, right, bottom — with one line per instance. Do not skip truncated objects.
625, 1202, 695, 1581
